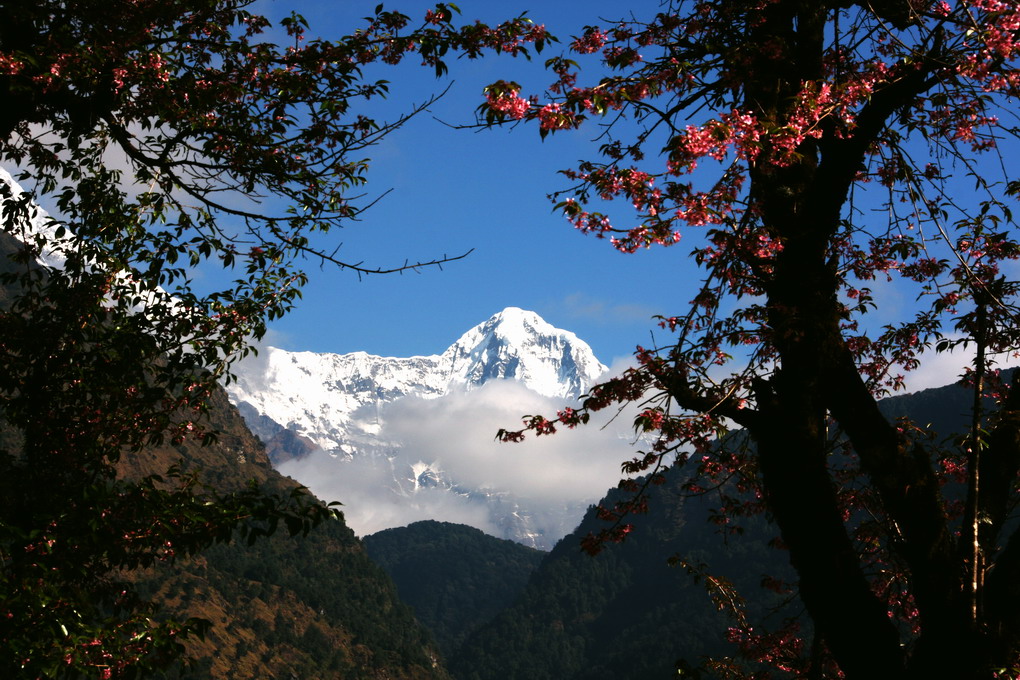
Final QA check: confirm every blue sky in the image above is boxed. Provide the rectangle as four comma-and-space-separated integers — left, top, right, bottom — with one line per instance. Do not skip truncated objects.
254, 2, 1015, 394
251, 0, 681, 364
7, 0, 994, 388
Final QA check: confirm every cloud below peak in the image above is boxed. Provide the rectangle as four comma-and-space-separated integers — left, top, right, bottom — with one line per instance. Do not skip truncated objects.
277, 379, 643, 546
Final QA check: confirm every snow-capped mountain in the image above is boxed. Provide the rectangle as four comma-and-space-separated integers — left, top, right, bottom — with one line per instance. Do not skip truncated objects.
225, 308, 625, 550
227, 307, 607, 456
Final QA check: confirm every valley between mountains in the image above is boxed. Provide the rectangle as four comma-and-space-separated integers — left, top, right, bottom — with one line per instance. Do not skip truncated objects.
216, 340, 980, 680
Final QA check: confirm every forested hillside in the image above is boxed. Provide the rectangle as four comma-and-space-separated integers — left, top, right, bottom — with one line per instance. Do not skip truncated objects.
445, 466, 792, 680
142, 521, 445, 680
114, 383, 448, 679
364, 521, 545, 658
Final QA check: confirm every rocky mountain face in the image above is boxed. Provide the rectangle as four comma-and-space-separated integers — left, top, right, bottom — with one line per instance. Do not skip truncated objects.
225, 307, 612, 549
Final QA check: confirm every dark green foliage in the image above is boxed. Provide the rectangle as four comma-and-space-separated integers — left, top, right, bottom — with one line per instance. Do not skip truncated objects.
363, 520, 545, 657
0, 227, 341, 678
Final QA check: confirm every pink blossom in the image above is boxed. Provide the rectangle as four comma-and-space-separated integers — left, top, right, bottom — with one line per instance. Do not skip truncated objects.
486, 91, 530, 119
571, 28, 607, 54
537, 102, 572, 130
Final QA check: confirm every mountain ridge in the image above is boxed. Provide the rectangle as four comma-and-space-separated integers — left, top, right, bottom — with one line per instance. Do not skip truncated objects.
226, 306, 608, 457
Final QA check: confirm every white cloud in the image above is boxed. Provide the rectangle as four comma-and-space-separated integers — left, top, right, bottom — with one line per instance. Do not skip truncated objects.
900, 334, 1020, 394
277, 378, 644, 543
599, 355, 639, 380
383, 381, 634, 498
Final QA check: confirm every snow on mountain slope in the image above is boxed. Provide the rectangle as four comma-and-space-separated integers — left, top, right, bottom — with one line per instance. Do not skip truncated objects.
227, 307, 608, 455
225, 307, 625, 549
0, 167, 67, 271
443, 307, 606, 398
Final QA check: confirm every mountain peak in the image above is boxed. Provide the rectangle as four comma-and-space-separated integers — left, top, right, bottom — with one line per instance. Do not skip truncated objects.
452, 307, 559, 349
491, 306, 539, 323
485, 307, 556, 341
442, 309, 606, 399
